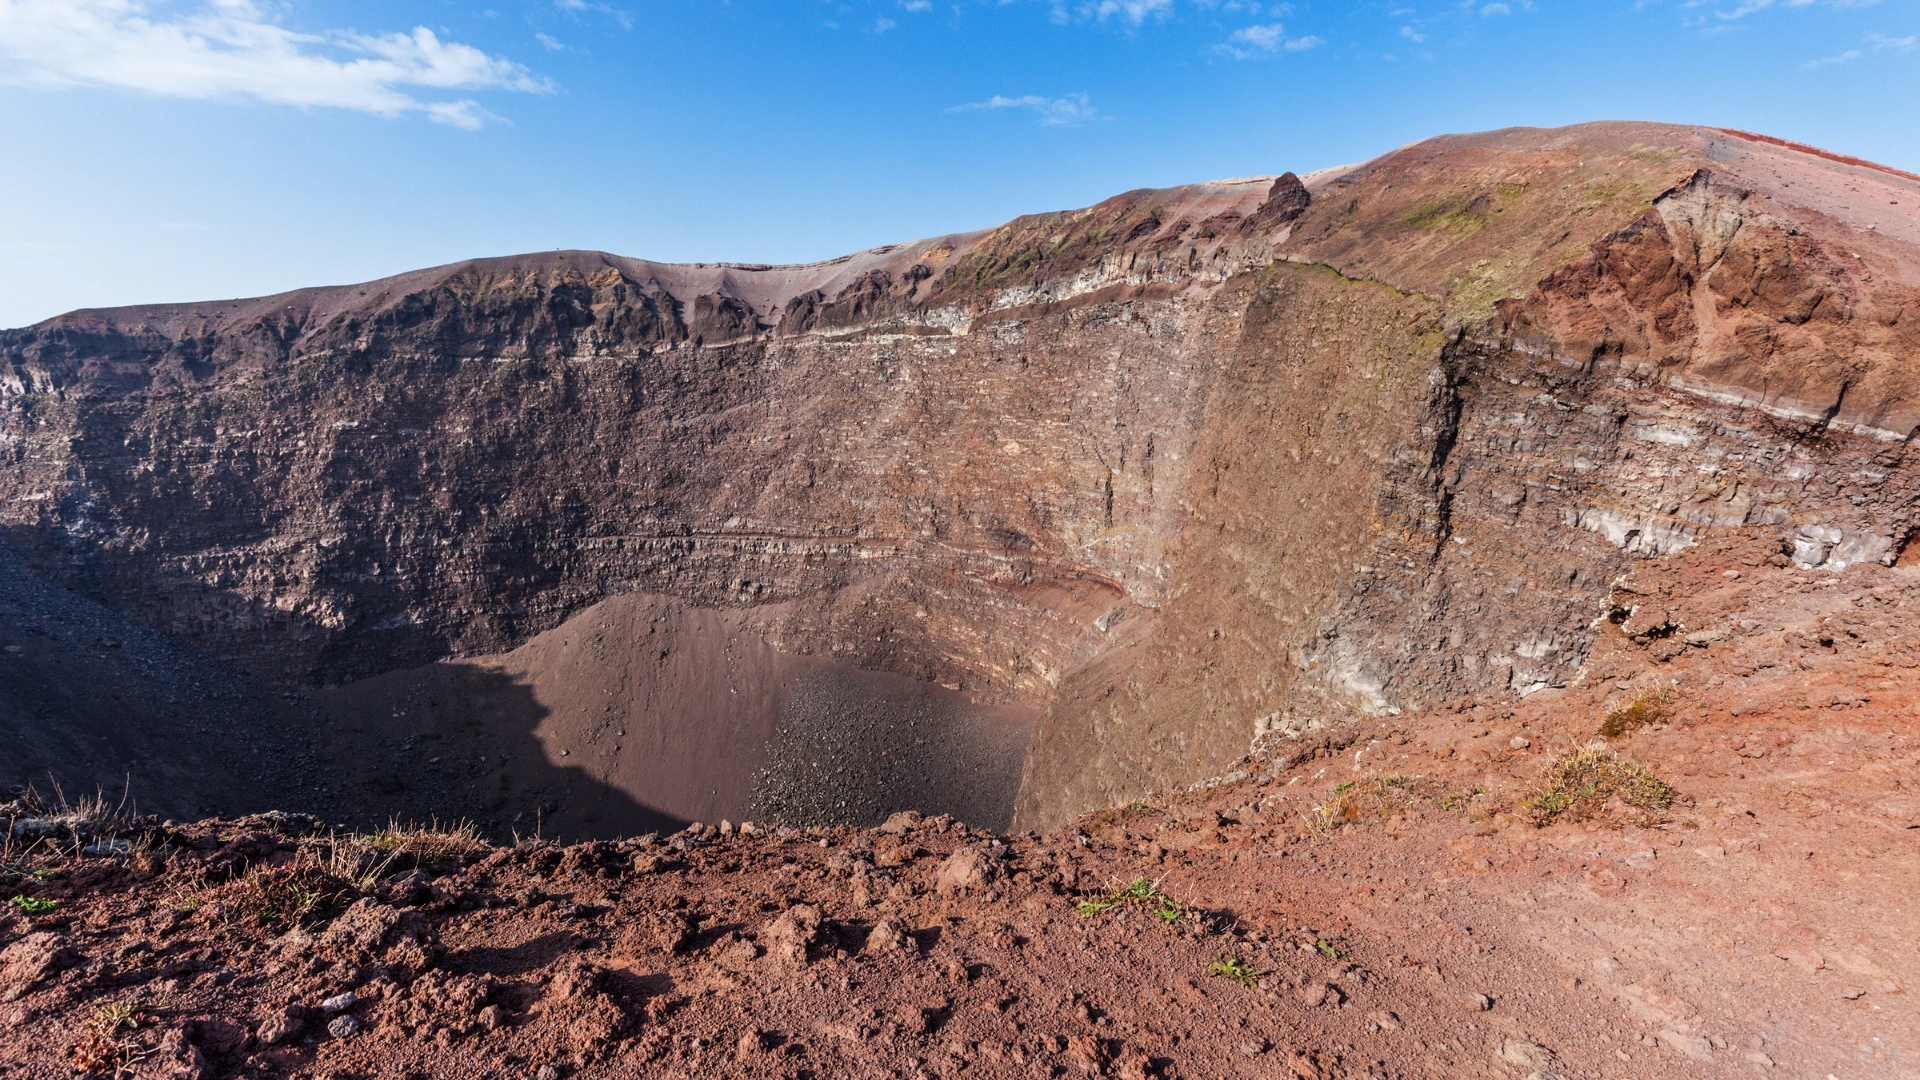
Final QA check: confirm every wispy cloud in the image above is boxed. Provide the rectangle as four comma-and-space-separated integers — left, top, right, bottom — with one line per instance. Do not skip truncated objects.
1805, 29, 1915, 65
0, 0, 554, 129
535, 32, 564, 51
1214, 22, 1320, 58
1698, 0, 1885, 19
1051, 0, 1175, 25
554, 0, 632, 30
950, 93, 1102, 126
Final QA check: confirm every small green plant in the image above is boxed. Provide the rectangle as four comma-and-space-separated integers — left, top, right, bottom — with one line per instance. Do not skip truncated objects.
1076, 878, 1180, 921
1521, 746, 1678, 827
1207, 954, 1267, 988
1074, 878, 1211, 932
8, 894, 56, 914
67, 1001, 156, 1075
1314, 939, 1350, 961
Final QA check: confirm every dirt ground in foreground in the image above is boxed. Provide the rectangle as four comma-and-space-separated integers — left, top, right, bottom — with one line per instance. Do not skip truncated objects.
2, 537, 1915, 1079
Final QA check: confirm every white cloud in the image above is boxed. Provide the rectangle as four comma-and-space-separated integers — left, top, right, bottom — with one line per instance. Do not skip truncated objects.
1481, 3, 1512, 14
0, 0, 554, 128
1804, 46, 1861, 64
875, 16, 897, 31
535, 32, 564, 51
1399, 24, 1425, 41
1869, 32, 1915, 49
1231, 22, 1286, 48
950, 93, 1101, 126
901, 0, 933, 10
1214, 22, 1320, 58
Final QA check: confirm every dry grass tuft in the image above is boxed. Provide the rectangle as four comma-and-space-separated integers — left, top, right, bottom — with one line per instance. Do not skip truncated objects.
318, 835, 400, 891
1599, 691, 1670, 739
367, 819, 489, 864
1522, 746, 1678, 827
1311, 775, 1426, 834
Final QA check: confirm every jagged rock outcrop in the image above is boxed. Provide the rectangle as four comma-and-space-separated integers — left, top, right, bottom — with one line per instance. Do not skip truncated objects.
2, 121, 1914, 829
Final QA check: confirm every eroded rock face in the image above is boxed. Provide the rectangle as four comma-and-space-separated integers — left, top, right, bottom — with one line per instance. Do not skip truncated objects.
2, 121, 1915, 829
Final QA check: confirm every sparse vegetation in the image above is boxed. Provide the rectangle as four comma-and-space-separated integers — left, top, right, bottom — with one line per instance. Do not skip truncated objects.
1076, 877, 1182, 921
1075, 878, 1214, 933
1312, 774, 1425, 833
8, 894, 57, 914
206, 862, 349, 931
1314, 939, 1350, 961
1521, 746, 1678, 827
1600, 691, 1670, 739
67, 1002, 156, 1077
1207, 954, 1267, 987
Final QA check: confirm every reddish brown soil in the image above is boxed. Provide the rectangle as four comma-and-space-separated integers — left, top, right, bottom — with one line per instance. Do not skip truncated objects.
3, 534, 1912, 1080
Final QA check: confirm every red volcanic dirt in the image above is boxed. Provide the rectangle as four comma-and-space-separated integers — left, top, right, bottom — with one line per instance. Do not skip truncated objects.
2, 533, 1913, 1080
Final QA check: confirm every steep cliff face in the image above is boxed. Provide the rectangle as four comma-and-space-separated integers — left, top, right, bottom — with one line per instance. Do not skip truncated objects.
3, 122, 1915, 831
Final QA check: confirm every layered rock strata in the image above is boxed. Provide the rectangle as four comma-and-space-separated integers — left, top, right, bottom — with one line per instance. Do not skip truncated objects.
3, 122, 1915, 828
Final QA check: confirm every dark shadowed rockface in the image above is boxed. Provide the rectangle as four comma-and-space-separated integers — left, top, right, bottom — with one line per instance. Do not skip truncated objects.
3, 122, 1918, 832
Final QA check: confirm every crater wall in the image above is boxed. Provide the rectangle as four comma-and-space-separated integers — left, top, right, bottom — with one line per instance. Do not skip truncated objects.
4, 121, 1916, 832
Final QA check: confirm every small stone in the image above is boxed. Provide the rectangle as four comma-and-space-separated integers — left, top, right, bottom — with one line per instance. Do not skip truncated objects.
1236, 1038, 1270, 1057
737, 1029, 769, 1056
1509, 736, 1531, 749
934, 847, 998, 895
865, 920, 907, 956
719, 820, 734, 837
764, 904, 823, 965
1659, 1030, 1712, 1061
256, 1006, 306, 1046
1744, 1050, 1775, 1068
1296, 982, 1330, 1007
1839, 987, 1866, 1000
535, 1065, 566, 1080
1465, 993, 1492, 1011
327, 1015, 362, 1039
878, 811, 923, 835
320, 991, 357, 1013
478, 1004, 507, 1031
1368, 1010, 1401, 1031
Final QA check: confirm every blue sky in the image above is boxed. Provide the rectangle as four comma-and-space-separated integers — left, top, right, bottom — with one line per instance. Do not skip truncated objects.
1, 0, 1915, 328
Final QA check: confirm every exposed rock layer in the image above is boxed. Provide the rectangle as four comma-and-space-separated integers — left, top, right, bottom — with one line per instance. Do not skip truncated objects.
3, 122, 1916, 829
